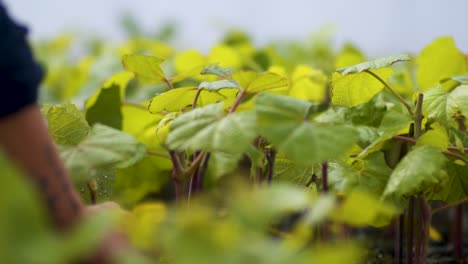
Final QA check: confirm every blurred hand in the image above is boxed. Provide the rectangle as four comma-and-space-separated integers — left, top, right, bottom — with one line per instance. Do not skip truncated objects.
81, 202, 131, 264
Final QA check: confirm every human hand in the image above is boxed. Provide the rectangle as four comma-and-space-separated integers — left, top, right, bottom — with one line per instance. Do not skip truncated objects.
80, 202, 132, 264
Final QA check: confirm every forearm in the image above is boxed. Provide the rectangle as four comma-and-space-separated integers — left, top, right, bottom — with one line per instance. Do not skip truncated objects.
0, 104, 85, 229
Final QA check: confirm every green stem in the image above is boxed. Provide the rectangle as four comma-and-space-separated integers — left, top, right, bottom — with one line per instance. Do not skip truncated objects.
364, 69, 414, 116
414, 93, 424, 139
86, 179, 98, 205
184, 152, 206, 176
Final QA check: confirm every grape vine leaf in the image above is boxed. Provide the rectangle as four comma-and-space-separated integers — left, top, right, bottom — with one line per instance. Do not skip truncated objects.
331, 68, 393, 107
114, 155, 170, 206
429, 162, 468, 203
167, 103, 257, 154
44, 102, 90, 145
59, 124, 146, 182
441, 76, 468, 86
336, 54, 410, 75
122, 104, 165, 149
198, 79, 240, 91
423, 85, 468, 125
358, 109, 412, 158
416, 124, 449, 150
382, 145, 447, 207
289, 65, 328, 102
206, 151, 243, 180
274, 153, 314, 184
232, 71, 289, 93
201, 65, 234, 77
329, 152, 392, 197
148, 87, 238, 113
333, 45, 366, 69
416, 37, 466, 91
332, 191, 396, 227
85, 84, 122, 129
85, 72, 134, 130
256, 93, 358, 165
122, 54, 166, 85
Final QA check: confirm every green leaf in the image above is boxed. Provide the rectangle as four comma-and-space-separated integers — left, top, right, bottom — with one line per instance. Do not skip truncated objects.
358, 109, 412, 158
44, 102, 90, 145
122, 54, 166, 85
85, 84, 123, 129
122, 105, 163, 149
382, 146, 447, 206
332, 191, 396, 227
59, 124, 146, 182
232, 71, 289, 93
331, 68, 393, 107
336, 54, 410, 75
114, 155, 170, 206
442, 75, 468, 85
198, 79, 240, 91
303, 194, 336, 225
430, 162, 468, 203
206, 152, 244, 180
416, 37, 466, 91
167, 103, 257, 154
256, 93, 358, 165
148, 87, 238, 113
84, 72, 134, 130
329, 152, 392, 197
274, 154, 314, 184
423, 85, 468, 124
201, 65, 234, 77
416, 124, 449, 150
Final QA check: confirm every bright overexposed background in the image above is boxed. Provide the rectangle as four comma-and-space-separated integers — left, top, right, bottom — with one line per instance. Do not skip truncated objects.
3, 0, 468, 55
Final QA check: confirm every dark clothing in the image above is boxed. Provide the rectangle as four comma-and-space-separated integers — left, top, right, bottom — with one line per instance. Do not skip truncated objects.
0, 2, 43, 118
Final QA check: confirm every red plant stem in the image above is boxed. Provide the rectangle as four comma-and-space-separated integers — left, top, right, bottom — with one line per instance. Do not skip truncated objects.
395, 215, 404, 264
419, 196, 431, 264
322, 162, 328, 193
169, 151, 183, 203
228, 89, 246, 113
392, 135, 468, 153
164, 78, 174, 90
192, 89, 202, 110
407, 198, 415, 264
432, 197, 468, 215
197, 153, 210, 191
266, 149, 276, 185
188, 169, 199, 201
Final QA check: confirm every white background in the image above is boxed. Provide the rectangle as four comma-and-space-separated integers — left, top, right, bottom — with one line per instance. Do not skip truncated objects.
3, 0, 468, 55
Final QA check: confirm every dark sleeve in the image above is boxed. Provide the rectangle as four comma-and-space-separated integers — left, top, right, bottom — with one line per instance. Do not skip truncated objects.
0, 3, 44, 119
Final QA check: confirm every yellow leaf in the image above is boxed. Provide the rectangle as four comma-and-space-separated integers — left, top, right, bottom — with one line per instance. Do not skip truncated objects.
208, 44, 242, 69
331, 68, 393, 107
417, 37, 466, 91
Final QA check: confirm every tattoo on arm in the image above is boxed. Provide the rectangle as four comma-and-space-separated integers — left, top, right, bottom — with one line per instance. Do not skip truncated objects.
31, 144, 82, 224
